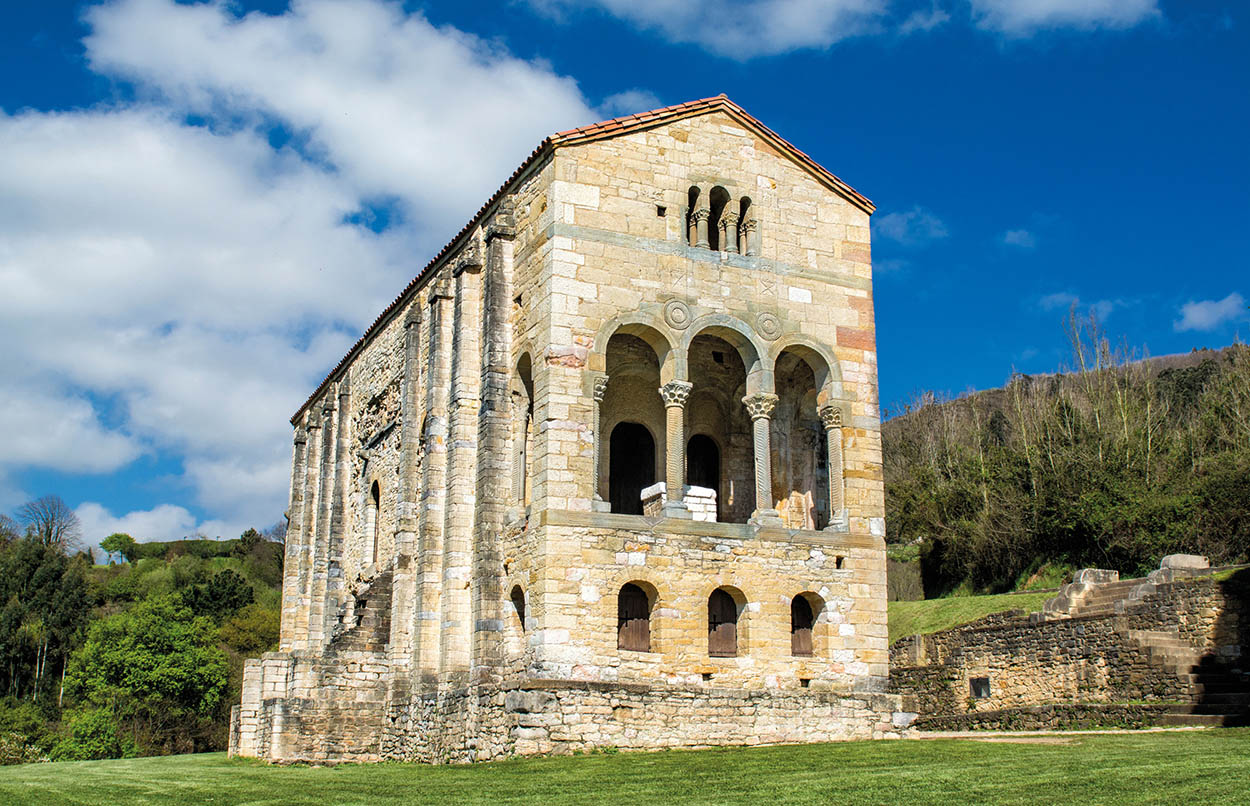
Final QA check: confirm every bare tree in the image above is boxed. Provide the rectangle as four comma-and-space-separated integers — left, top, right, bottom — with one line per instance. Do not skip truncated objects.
17, 495, 81, 552
0, 514, 19, 544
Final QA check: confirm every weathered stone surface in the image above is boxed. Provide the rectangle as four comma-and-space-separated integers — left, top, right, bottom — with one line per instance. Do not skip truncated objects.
230, 99, 897, 764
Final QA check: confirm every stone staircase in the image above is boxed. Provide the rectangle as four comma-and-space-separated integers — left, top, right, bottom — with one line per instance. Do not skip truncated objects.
1041, 569, 1250, 728
329, 569, 394, 653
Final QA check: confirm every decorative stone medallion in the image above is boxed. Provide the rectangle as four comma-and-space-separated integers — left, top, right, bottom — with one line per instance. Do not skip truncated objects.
756, 312, 782, 341
663, 299, 692, 330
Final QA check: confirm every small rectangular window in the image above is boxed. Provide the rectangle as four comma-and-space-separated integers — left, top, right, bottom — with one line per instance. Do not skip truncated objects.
799, 678, 811, 688
970, 676, 991, 699
656, 205, 667, 217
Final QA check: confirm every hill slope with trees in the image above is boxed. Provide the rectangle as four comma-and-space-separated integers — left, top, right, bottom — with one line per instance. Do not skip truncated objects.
884, 317, 1250, 597
0, 506, 283, 764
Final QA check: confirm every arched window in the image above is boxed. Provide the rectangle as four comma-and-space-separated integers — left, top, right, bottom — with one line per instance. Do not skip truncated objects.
366, 480, 380, 565
708, 588, 739, 657
609, 422, 655, 515
791, 595, 815, 656
708, 186, 729, 251
510, 585, 526, 633
738, 196, 754, 255
687, 186, 701, 246
686, 433, 721, 521
617, 583, 651, 651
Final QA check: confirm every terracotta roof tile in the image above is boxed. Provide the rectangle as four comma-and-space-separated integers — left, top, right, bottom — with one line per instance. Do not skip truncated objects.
291, 95, 872, 423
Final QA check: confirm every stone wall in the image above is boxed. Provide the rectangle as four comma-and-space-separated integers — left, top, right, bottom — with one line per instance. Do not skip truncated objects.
889, 571, 1249, 719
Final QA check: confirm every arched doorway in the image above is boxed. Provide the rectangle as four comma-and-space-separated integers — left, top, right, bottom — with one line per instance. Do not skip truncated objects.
609, 422, 655, 515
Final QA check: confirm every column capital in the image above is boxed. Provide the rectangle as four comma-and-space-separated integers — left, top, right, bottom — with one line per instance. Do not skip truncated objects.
592, 374, 610, 402
659, 380, 694, 408
740, 217, 758, 233
720, 209, 740, 226
818, 404, 843, 430
690, 207, 711, 223
742, 392, 779, 421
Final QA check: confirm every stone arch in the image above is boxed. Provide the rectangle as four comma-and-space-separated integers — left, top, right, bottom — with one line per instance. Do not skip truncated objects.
592, 314, 677, 383
768, 336, 843, 406
682, 314, 769, 394
770, 344, 837, 530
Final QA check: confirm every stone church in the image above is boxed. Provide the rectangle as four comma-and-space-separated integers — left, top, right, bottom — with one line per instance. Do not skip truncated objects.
229, 95, 910, 763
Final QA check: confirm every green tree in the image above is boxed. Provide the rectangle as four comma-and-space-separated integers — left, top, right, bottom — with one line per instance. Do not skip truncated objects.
218, 603, 280, 658
100, 533, 138, 565
183, 569, 253, 620
63, 595, 228, 755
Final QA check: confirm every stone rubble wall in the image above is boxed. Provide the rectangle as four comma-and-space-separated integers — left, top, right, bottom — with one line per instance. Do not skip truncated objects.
889, 571, 1249, 717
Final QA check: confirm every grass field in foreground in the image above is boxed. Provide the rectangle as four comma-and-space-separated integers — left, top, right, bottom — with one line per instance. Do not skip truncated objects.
888, 591, 1052, 644
2, 729, 1248, 806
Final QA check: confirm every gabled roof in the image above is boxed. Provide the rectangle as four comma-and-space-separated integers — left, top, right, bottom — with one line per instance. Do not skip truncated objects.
292, 95, 872, 424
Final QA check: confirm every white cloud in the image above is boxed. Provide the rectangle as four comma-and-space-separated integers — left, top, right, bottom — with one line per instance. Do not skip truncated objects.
1174, 292, 1246, 333
1, 0, 606, 533
76, 502, 200, 546
600, 89, 664, 118
873, 205, 949, 245
1003, 228, 1036, 247
528, 0, 888, 58
970, 0, 1161, 36
1039, 291, 1079, 311
900, 2, 951, 35
84, 0, 598, 239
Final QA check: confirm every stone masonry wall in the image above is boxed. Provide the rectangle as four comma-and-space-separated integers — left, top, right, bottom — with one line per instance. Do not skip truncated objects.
889, 572, 1249, 717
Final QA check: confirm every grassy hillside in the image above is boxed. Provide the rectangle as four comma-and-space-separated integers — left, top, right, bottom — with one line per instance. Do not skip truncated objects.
3, 731, 1249, 806
888, 592, 1052, 644
0, 530, 283, 763
884, 329, 1250, 596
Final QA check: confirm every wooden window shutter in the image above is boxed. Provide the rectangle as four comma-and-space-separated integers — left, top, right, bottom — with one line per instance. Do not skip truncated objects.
708, 589, 738, 657
617, 584, 651, 652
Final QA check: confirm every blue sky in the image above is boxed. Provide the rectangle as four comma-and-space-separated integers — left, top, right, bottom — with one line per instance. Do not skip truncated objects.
1, 0, 1247, 550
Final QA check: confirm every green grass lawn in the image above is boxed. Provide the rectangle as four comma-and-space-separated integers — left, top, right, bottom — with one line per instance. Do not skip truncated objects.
888, 591, 1053, 644
3, 730, 1248, 806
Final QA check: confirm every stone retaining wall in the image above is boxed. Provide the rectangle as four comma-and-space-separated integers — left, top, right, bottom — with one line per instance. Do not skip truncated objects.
889, 571, 1249, 717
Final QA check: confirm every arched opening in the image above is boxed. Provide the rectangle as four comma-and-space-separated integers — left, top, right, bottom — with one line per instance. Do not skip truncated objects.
510, 585, 526, 633
366, 480, 380, 565
791, 595, 815, 656
685, 331, 756, 523
738, 196, 753, 255
617, 583, 652, 651
513, 353, 535, 507
687, 185, 701, 246
708, 186, 729, 251
772, 348, 832, 530
609, 423, 655, 515
601, 328, 668, 508
708, 587, 740, 657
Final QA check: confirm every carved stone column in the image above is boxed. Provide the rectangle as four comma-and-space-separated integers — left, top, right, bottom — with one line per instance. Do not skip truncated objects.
692, 208, 710, 249
819, 404, 847, 531
743, 392, 782, 525
721, 210, 740, 254
591, 374, 609, 512
741, 218, 759, 257
659, 380, 693, 518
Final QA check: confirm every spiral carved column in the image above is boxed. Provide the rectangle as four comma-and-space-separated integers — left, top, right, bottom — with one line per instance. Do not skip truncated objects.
819, 404, 847, 531
743, 392, 782, 525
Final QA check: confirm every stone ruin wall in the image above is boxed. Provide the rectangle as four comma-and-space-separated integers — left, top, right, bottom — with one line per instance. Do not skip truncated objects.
889, 571, 1249, 722
232, 107, 904, 764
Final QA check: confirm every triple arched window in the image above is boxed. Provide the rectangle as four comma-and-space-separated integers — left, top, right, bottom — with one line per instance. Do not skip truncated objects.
686, 185, 757, 255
